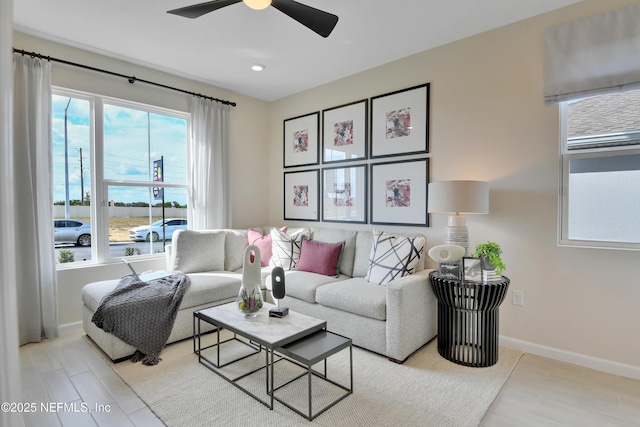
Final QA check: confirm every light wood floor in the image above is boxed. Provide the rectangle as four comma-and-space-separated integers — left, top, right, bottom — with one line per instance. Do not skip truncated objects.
16, 330, 640, 426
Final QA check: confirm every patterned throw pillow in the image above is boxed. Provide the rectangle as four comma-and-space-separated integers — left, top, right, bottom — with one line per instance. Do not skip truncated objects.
269, 228, 311, 270
365, 229, 425, 285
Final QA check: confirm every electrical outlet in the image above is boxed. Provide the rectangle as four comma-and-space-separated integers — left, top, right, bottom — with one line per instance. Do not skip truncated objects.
512, 290, 524, 306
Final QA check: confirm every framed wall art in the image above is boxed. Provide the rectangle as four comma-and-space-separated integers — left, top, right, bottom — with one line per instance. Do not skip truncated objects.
283, 169, 320, 221
439, 262, 462, 281
370, 158, 429, 226
370, 83, 429, 159
463, 257, 483, 283
322, 99, 368, 164
283, 112, 320, 168
322, 164, 367, 223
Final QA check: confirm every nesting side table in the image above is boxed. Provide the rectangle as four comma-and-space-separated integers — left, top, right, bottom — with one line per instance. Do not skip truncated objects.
429, 271, 510, 367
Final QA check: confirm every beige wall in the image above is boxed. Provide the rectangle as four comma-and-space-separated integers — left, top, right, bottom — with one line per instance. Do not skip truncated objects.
268, 0, 640, 374
13, 32, 271, 326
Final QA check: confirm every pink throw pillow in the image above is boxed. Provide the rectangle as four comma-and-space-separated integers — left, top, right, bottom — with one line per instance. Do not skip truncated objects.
296, 237, 344, 277
248, 227, 287, 267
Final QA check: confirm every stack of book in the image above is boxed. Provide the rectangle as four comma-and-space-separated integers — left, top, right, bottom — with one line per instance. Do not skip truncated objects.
483, 270, 501, 283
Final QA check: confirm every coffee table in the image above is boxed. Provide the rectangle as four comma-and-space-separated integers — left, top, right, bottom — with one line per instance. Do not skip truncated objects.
193, 302, 351, 416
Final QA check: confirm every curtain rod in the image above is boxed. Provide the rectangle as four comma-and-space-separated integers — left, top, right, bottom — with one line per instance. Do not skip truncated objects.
13, 48, 237, 107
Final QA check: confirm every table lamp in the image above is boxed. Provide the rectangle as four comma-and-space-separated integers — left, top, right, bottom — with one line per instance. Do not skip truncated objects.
428, 180, 489, 255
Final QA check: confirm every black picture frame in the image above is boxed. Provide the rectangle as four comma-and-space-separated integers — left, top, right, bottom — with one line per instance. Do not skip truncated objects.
283, 112, 320, 168
370, 83, 430, 159
283, 169, 320, 221
439, 262, 462, 281
463, 257, 483, 283
322, 99, 368, 164
370, 157, 429, 226
322, 164, 367, 224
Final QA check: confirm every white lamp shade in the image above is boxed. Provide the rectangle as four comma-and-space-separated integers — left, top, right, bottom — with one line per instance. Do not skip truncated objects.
428, 181, 489, 214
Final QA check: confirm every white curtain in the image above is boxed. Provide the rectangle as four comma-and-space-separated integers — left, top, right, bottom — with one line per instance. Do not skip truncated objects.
13, 53, 58, 344
544, 3, 640, 104
189, 97, 231, 230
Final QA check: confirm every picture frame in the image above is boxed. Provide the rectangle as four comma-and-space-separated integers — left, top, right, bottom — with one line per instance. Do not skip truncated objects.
370, 83, 429, 159
283, 169, 320, 221
322, 99, 368, 164
439, 262, 461, 281
463, 257, 483, 283
283, 112, 320, 168
322, 164, 367, 223
370, 158, 429, 226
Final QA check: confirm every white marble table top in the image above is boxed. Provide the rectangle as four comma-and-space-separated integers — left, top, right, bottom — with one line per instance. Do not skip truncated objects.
196, 302, 326, 348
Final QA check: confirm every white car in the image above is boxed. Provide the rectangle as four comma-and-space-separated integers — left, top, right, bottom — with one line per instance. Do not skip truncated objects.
129, 218, 187, 242
54, 219, 92, 247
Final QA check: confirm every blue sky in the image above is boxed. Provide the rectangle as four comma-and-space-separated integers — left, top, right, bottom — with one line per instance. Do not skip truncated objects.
52, 95, 188, 205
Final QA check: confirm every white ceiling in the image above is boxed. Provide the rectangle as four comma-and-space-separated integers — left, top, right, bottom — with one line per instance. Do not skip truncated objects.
13, 0, 581, 102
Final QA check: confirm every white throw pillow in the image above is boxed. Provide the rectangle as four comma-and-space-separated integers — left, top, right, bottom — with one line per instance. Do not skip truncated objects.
269, 228, 311, 270
365, 229, 425, 285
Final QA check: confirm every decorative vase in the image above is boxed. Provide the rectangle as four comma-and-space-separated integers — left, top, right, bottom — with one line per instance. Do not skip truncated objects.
237, 245, 264, 317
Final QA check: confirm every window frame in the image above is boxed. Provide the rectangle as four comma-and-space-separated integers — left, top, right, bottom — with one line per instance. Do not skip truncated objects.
558, 101, 640, 251
53, 87, 191, 267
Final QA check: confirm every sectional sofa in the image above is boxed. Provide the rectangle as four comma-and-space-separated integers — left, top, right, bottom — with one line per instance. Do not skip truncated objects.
82, 226, 437, 363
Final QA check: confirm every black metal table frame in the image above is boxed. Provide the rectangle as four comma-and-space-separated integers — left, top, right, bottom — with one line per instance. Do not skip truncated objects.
192, 310, 328, 412
272, 331, 353, 421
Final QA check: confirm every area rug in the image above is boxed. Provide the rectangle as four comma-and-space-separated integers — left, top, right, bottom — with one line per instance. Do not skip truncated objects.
111, 333, 522, 427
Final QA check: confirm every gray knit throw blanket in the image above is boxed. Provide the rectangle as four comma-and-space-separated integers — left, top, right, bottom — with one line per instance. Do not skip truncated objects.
92, 272, 190, 366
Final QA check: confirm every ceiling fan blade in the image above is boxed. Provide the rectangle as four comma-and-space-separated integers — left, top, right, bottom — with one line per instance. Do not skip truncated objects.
271, 0, 339, 38
167, 0, 242, 19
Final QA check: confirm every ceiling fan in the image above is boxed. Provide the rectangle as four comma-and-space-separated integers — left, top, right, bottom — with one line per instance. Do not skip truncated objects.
167, 0, 339, 38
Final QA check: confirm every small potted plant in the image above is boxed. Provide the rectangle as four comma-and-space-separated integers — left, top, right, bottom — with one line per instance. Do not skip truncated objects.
474, 241, 506, 275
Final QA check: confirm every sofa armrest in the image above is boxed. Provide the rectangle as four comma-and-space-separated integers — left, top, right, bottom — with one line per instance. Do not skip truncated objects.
385, 269, 437, 362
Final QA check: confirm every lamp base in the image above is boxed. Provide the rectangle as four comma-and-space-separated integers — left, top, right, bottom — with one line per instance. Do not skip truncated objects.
444, 215, 469, 255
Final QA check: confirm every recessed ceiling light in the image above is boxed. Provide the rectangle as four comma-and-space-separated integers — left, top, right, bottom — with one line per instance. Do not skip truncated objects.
251, 64, 265, 72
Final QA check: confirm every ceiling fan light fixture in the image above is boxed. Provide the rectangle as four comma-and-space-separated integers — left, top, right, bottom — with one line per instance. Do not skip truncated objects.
244, 0, 272, 10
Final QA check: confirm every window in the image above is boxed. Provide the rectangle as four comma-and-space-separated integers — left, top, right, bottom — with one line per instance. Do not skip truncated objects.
53, 89, 189, 266
559, 88, 640, 250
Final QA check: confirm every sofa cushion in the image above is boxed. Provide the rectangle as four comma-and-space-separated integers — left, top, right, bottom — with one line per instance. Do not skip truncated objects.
311, 227, 358, 277
82, 274, 243, 313
248, 227, 287, 267
268, 270, 345, 303
353, 230, 373, 278
296, 236, 344, 277
224, 229, 248, 271
172, 230, 226, 274
179, 272, 242, 309
82, 279, 121, 312
316, 278, 386, 321
269, 228, 310, 270
366, 229, 425, 285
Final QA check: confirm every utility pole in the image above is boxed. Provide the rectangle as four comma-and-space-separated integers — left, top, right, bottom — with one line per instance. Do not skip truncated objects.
79, 148, 84, 206
64, 98, 71, 219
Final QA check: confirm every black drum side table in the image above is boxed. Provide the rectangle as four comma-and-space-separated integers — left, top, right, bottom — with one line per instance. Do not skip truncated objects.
429, 271, 510, 367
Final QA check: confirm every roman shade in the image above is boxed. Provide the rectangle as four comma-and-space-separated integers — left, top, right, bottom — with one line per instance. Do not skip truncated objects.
543, 3, 640, 104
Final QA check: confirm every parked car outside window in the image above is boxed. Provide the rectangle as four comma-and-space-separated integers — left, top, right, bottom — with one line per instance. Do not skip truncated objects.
129, 218, 187, 242
54, 220, 92, 247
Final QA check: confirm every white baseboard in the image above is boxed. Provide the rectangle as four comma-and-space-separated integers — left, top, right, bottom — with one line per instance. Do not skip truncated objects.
500, 336, 640, 380
59, 321, 83, 335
